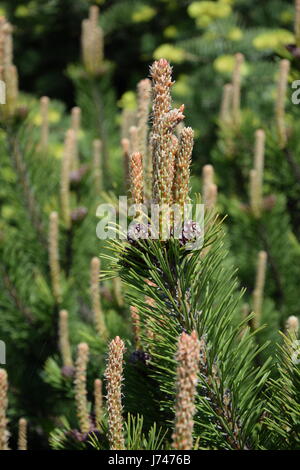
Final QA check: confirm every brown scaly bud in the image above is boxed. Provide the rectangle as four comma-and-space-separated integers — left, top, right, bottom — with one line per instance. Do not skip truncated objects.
252, 251, 267, 329
220, 83, 233, 123
105, 336, 126, 450
275, 59, 290, 149
0, 368, 9, 450
58, 310, 73, 368
171, 331, 200, 450
40, 96, 49, 151
90, 257, 107, 338
285, 315, 299, 335
18, 418, 27, 450
74, 343, 90, 434
231, 53, 244, 126
60, 129, 76, 228
130, 306, 141, 350
173, 127, 194, 207
129, 152, 144, 205
48, 211, 62, 304
94, 379, 103, 425
93, 139, 103, 194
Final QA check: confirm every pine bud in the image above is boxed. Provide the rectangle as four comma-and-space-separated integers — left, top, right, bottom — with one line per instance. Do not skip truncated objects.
137, 79, 151, 151
112, 277, 124, 307
4, 64, 18, 118
129, 126, 139, 155
275, 59, 290, 149
81, 6, 104, 76
285, 315, 299, 335
93, 139, 103, 194
121, 109, 136, 140
105, 336, 126, 450
202, 164, 214, 202
94, 379, 103, 425
71, 106, 81, 134
129, 152, 144, 204
121, 138, 130, 191
250, 129, 265, 217
94, 379, 103, 426
2, 22, 13, 67
130, 306, 141, 350
58, 310, 73, 368
172, 127, 194, 207
74, 343, 90, 434
232, 53, 244, 126
220, 83, 233, 123
0, 21, 18, 119
90, 257, 107, 338
137, 78, 151, 191
60, 129, 76, 228
0, 368, 9, 450
295, 0, 300, 47
172, 331, 200, 450
48, 211, 62, 304
71, 106, 81, 170
249, 169, 260, 218
253, 251, 267, 329
18, 418, 27, 450
254, 129, 265, 180
0, 18, 7, 66
202, 164, 218, 210
150, 59, 182, 206
40, 96, 49, 151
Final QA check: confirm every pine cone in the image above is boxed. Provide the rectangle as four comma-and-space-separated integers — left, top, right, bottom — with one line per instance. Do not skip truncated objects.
179, 220, 201, 245
61, 365, 75, 378
127, 223, 149, 243
71, 207, 88, 223
129, 350, 151, 365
